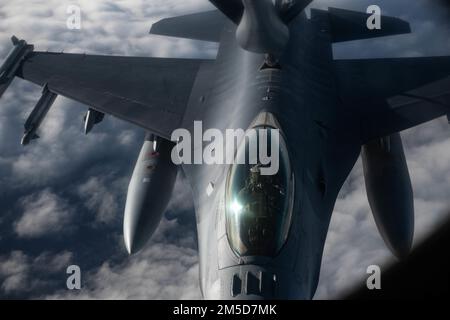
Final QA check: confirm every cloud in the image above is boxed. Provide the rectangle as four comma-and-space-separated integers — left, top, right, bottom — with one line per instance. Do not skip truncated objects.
49, 246, 201, 300
14, 189, 74, 238
34, 251, 73, 273
0, 251, 30, 294
0, 250, 73, 295
45, 217, 200, 300
76, 176, 125, 225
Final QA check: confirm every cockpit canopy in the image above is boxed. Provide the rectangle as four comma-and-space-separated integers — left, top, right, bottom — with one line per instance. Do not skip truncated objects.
225, 125, 294, 257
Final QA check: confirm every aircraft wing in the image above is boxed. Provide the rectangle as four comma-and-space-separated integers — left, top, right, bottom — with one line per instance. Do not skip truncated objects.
13, 51, 209, 139
334, 57, 450, 142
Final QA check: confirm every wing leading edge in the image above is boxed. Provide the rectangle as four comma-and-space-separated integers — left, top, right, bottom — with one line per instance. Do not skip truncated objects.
7, 47, 210, 139
333, 57, 450, 142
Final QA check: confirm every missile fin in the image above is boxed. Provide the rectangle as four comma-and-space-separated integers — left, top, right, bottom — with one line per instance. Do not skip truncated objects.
11, 35, 19, 45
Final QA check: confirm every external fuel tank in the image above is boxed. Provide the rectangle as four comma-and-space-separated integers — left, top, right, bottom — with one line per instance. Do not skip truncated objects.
123, 133, 178, 254
362, 133, 414, 258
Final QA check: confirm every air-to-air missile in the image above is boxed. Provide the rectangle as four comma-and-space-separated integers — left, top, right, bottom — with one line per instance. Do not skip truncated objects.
0, 36, 57, 146
0, 36, 34, 98
21, 84, 57, 145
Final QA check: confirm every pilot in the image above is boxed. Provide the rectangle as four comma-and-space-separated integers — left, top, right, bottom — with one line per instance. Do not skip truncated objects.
236, 164, 285, 255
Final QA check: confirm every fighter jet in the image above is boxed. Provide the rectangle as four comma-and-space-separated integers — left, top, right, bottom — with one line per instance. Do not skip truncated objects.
1, 0, 449, 299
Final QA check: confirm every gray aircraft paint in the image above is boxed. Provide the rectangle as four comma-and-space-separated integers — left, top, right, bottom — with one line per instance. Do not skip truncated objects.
1, 0, 450, 300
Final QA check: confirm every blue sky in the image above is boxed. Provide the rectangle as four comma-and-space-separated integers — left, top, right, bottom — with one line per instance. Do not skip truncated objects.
0, 0, 449, 299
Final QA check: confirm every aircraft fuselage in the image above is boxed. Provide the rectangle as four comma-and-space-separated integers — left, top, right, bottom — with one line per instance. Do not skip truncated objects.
182, 12, 362, 299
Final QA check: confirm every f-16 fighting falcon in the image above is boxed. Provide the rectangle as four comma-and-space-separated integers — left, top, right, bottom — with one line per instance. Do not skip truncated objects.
1, 0, 449, 299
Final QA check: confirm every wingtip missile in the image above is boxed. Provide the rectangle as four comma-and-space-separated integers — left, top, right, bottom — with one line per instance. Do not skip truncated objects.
0, 36, 34, 100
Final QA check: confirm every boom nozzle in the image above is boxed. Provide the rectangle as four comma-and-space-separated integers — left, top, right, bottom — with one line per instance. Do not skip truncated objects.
236, 0, 290, 56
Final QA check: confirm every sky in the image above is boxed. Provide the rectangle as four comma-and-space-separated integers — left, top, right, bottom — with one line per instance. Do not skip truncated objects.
0, 0, 449, 300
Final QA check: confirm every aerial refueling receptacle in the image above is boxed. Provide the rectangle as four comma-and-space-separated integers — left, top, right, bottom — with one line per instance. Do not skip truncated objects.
123, 133, 178, 254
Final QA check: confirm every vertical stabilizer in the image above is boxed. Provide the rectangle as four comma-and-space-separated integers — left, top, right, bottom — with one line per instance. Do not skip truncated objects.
209, 0, 313, 24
